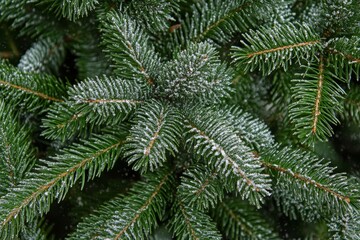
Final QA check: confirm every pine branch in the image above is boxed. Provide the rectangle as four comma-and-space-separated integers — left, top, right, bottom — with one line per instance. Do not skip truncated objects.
68, 75, 147, 120
70, 25, 112, 80
184, 106, 271, 207
0, 132, 126, 239
18, 36, 65, 74
326, 36, 360, 82
212, 105, 274, 151
168, 0, 271, 48
261, 145, 360, 222
261, 0, 294, 26
0, 61, 66, 111
177, 164, 224, 211
41, 102, 92, 141
100, 10, 161, 85
289, 57, 345, 144
159, 42, 232, 103
68, 167, 175, 239
211, 198, 280, 240
44, 0, 99, 21
322, 0, 360, 36
327, 212, 360, 240
124, 100, 183, 173
20, 218, 54, 240
226, 73, 269, 113
341, 85, 360, 125
232, 22, 321, 75
123, 0, 179, 32
327, 176, 360, 239
42, 75, 146, 141
269, 70, 293, 114
169, 200, 222, 240
67, 195, 126, 239
0, 0, 62, 37
0, 101, 36, 197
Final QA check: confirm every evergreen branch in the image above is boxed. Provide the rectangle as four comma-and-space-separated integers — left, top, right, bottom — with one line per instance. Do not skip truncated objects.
42, 69, 144, 142
321, 1, 360, 36
0, 80, 63, 102
101, 10, 161, 85
328, 213, 360, 240
211, 198, 280, 239
18, 36, 65, 74
178, 164, 224, 211
68, 75, 147, 119
0, 132, 126, 239
0, 0, 62, 37
184, 107, 271, 207
41, 102, 90, 141
263, 164, 350, 203
211, 105, 274, 151
340, 85, 360, 124
44, 0, 99, 21
68, 167, 175, 239
20, 218, 54, 240
159, 42, 232, 103
261, 145, 360, 221
0, 101, 36, 197
169, 200, 222, 240
289, 58, 345, 144
124, 100, 183, 173
70, 24, 112, 80
113, 170, 171, 240
0, 61, 66, 111
327, 177, 360, 240
326, 36, 360, 82
68, 196, 126, 239
123, 0, 179, 32
232, 23, 321, 75
169, 0, 271, 48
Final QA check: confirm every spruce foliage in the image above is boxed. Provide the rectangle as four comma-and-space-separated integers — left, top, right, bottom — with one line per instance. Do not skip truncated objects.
0, 0, 360, 239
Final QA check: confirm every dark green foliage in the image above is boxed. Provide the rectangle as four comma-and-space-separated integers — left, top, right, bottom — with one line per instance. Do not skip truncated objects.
212, 105, 274, 151
169, 200, 222, 240
184, 107, 271, 207
232, 23, 321, 75
19, 218, 54, 240
211, 198, 279, 239
42, 76, 147, 141
41, 101, 94, 141
327, 36, 360, 82
17, 36, 66, 74
122, 0, 180, 32
101, 10, 161, 85
178, 164, 224, 211
341, 85, 360, 125
168, 0, 271, 48
0, 61, 67, 111
0, 0, 62, 37
289, 58, 345, 144
124, 100, 183, 172
158, 42, 232, 103
44, 0, 100, 21
69, 167, 175, 239
0, 132, 126, 238
327, 213, 360, 240
69, 23, 112, 80
0, 101, 36, 196
1, 1, 360, 239
68, 75, 147, 120
262, 145, 360, 221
